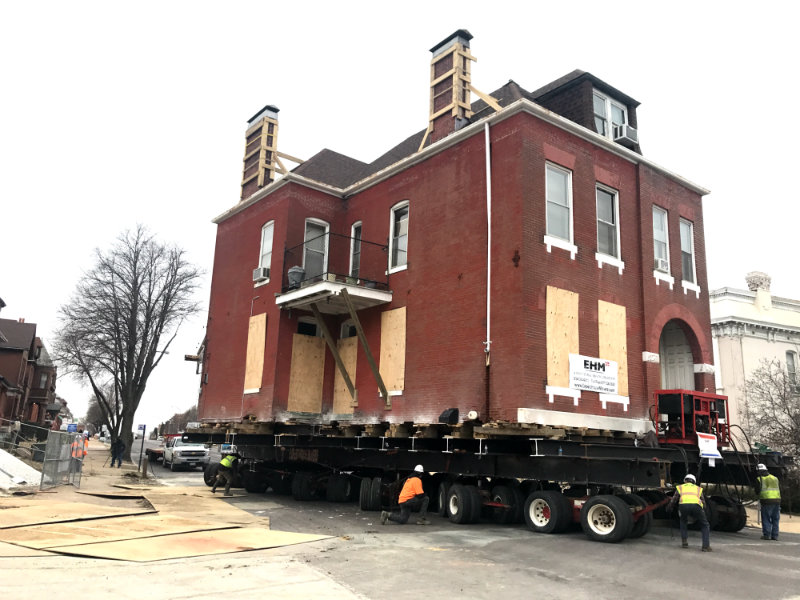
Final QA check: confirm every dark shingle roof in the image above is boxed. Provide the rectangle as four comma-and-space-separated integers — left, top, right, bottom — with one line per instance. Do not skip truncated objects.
292, 149, 368, 189
531, 69, 639, 107
0, 319, 36, 351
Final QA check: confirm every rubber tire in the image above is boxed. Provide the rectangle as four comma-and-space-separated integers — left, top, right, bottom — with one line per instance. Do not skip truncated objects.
511, 486, 526, 524
369, 476, 383, 511
359, 477, 372, 510
524, 490, 572, 534
637, 489, 669, 519
203, 462, 219, 487
447, 484, 474, 524
326, 474, 350, 502
580, 495, 634, 543
269, 474, 293, 495
436, 481, 451, 517
465, 485, 482, 523
170, 459, 178, 472
618, 493, 652, 539
162, 456, 170, 469
242, 471, 268, 494
291, 472, 315, 501
489, 485, 516, 524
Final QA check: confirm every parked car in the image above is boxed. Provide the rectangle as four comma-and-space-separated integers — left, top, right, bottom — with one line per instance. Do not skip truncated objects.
162, 436, 210, 471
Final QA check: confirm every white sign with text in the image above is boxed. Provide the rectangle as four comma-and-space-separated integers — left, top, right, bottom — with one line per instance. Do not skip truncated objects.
569, 354, 618, 394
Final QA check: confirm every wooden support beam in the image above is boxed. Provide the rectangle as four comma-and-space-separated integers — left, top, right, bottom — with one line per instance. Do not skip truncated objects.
308, 303, 356, 400
340, 288, 390, 409
277, 150, 305, 164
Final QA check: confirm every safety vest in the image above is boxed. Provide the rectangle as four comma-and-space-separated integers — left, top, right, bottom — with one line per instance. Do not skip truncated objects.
758, 474, 781, 501
677, 483, 704, 507
220, 455, 236, 469
83, 438, 89, 457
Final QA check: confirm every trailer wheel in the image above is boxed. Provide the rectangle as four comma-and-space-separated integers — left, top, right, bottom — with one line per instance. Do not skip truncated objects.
618, 493, 652, 539
436, 481, 451, 517
242, 471, 268, 494
524, 491, 571, 534
326, 474, 351, 502
369, 476, 383, 510
268, 474, 293, 495
466, 485, 482, 523
291, 471, 315, 501
511, 486, 526, 524
489, 485, 516, 524
580, 495, 633, 543
447, 484, 475, 524
359, 477, 372, 510
203, 462, 219, 487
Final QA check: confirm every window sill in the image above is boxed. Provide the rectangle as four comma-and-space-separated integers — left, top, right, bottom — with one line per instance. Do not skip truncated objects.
682, 280, 701, 298
243, 388, 260, 395
653, 270, 674, 290
599, 393, 630, 411
595, 253, 624, 274
388, 264, 408, 275
543, 235, 577, 260
254, 279, 270, 288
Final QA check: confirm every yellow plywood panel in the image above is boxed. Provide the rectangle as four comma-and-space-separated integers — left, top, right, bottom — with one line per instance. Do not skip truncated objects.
379, 308, 406, 391
546, 286, 579, 387
47, 527, 331, 562
287, 334, 325, 413
333, 337, 357, 414
243, 313, 267, 391
598, 300, 628, 395
0, 502, 156, 530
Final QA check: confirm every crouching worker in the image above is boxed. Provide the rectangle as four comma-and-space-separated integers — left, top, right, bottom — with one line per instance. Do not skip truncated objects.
668, 473, 711, 552
212, 452, 239, 497
381, 465, 430, 525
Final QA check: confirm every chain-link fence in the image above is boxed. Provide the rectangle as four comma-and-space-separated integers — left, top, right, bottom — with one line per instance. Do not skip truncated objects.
40, 431, 84, 490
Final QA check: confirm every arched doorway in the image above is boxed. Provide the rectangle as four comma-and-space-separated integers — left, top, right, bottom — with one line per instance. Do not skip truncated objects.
659, 320, 694, 389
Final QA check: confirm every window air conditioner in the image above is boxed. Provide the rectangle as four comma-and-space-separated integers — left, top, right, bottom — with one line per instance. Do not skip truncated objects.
252, 267, 270, 282
613, 124, 638, 148
654, 258, 669, 272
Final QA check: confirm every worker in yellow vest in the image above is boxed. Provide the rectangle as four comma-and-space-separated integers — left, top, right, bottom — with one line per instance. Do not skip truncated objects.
755, 463, 781, 541
212, 453, 239, 497
668, 474, 711, 552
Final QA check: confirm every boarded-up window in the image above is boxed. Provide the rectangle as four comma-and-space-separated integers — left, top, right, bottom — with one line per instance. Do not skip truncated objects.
287, 333, 325, 414
598, 300, 628, 396
546, 286, 579, 388
243, 313, 267, 392
332, 337, 357, 415
379, 307, 406, 391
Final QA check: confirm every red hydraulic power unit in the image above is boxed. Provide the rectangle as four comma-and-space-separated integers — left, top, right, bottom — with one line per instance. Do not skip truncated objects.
654, 389, 730, 446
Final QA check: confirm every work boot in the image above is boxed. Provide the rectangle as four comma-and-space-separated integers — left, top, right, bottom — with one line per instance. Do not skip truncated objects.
681, 539, 688, 549
761, 535, 769, 540
702, 546, 712, 552
380, 511, 389, 525
416, 518, 430, 525
224, 492, 233, 497
211, 487, 217, 494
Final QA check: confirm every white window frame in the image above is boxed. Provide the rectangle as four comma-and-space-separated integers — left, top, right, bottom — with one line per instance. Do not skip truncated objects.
787, 351, 797, 387
679, 218, 699, 297
652, 206, 674, 288
594, 184, 623, 273
389, 201, 409, 274
349, 221, 362, 278
593, 90, 628, 140
297, 316, 322, 338
255, 220, 274, 286
340, 319, 357, 339
544, 162, 577, 259
303, 218, 329, 277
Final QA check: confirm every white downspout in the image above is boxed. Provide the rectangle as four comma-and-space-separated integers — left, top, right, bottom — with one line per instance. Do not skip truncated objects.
484, 122, 492, 365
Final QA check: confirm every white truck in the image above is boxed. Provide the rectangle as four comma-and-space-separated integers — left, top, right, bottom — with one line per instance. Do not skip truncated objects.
161, 436, 210, 471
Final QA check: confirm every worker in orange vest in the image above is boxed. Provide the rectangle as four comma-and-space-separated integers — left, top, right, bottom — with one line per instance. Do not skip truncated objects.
381, 465, 430, 525
668, 473, 711, 552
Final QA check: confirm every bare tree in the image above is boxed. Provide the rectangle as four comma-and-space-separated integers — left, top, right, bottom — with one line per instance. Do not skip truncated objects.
742, 358, 800, 457
84, 382, 122, 438
54, 225, 201, 460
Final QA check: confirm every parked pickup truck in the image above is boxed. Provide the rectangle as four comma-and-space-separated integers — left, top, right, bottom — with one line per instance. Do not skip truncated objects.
149, 436, 210, 471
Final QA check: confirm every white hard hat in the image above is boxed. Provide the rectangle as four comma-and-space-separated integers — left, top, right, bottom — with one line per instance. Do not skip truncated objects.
684, 474, 696, 483
414, 464, 424, 473
756, 463, 768, 471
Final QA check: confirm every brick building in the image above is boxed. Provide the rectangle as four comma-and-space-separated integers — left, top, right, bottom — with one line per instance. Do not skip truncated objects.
197, 31, 714, 434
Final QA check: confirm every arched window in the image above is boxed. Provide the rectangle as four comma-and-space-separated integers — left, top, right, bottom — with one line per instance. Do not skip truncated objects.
389, 201, 409, 272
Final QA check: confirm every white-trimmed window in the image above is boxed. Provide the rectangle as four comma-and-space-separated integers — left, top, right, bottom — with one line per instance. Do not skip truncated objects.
259, 221, 274, 271
596, 185, 620, 259
350, 222, 362, 278
389, 201, 409, 272
546, 163, 573, 242
787, 351, 797, 387
304, 219, 329, 279
593, 90, 628, 140
653, 207, 669, 272
679, 219, 696, 285
340, 319, 357, 339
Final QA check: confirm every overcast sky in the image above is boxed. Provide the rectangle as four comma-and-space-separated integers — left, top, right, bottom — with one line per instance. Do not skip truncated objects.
2, 1, 798, 430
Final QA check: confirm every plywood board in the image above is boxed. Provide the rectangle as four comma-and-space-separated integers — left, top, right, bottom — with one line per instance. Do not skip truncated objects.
243, 313, 267, 391
0, 501, 156, 530
0, 514, 230, 549
47, 527, 331, 562
546, 286, 579, 388
287, 334, 325, 413
598, 300, 628, 395
333, 337, 357, 414
379, 307, 406, 391
0, 540, 49, 557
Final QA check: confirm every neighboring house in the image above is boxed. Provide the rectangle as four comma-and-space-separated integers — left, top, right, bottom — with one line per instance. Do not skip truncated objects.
197, 31, 714, 433
0, 317, 58, 426
710, 272, 800, 429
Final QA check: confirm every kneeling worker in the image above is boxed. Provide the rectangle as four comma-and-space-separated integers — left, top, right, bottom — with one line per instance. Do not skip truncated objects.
381, 465, 430, 525
212, 452, 239, 497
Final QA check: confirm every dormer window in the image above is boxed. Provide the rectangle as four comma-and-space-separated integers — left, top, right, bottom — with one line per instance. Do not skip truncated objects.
593, 91, 627, 139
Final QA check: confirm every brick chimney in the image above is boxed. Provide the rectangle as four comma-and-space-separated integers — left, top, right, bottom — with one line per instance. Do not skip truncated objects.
425, 30, 475, 146
241, 105, 279, 200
